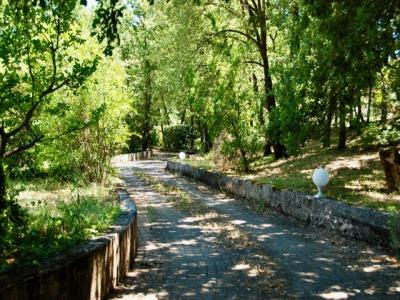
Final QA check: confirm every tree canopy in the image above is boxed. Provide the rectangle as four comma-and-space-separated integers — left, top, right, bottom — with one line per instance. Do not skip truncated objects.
0, 0, 400, 216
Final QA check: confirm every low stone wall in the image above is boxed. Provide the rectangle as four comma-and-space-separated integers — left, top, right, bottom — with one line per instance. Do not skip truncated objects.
0, 190, 137, 300
112, 150, 153, 164
166, 160, 394, 247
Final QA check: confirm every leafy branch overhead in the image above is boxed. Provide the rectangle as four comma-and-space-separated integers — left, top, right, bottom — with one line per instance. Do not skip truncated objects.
0, 0, 99, 160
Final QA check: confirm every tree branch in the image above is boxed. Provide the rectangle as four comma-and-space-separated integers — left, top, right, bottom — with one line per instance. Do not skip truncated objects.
40, 123, 91, 144
5, 101, 40, 139
213, 29, 259, 48
3, 135, 43, 158
244, 60, 264, 67
40, 80, 69, 100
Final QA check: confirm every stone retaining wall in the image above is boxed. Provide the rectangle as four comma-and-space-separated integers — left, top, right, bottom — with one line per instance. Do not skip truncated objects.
0, 190, 137, 300
112, 150, 153, 164
166, 160, 394, 247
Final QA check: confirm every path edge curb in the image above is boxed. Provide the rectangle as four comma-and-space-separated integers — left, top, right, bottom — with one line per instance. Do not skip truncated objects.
166, 160, 395, 248
112, 150, 153, 163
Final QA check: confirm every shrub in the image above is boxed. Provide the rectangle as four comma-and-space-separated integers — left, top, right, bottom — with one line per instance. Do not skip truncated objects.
0, 182, 121, 272
128, 133, 143, 152
162, 125, 196, 151
362, 120, 400, 148
150, 128, 162, 148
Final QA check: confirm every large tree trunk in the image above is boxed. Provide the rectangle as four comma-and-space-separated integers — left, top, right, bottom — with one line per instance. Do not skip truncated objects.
141, 127, 150, 151
261, 51, 286, 159
379, 147, 400, 192
338, 99, 346, 150
249, 3, 285, 160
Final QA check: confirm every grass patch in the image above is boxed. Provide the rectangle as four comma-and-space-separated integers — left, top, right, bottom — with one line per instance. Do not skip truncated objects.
1, 179, 122, 273
182, 145, 400, 212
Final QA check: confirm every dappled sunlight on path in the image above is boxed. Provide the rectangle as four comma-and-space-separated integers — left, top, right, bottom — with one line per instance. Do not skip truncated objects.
109, 158, 399, 299
108, 163, 285, 299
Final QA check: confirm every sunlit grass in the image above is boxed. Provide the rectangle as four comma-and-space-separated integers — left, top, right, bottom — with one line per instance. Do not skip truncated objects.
2, 179, 122, 272
182, 145, 400, 212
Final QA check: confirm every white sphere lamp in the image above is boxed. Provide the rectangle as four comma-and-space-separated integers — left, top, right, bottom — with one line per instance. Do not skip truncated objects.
312, 168, 329, 198
179, 152, 186, 160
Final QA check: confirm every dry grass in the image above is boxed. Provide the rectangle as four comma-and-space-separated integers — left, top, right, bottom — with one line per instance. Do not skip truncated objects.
134, 171, 290, 297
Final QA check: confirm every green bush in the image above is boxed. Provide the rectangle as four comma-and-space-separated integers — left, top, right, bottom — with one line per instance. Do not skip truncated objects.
0, 191, 27, 272
150, 128, 162, 148
162, 125, 196, 151
128, 133, 143, 152
0, 183, 121, 272
362, 121, 400, 147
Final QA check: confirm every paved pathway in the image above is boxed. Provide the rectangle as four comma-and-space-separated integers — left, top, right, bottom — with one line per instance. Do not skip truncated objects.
109, 158, 399, 300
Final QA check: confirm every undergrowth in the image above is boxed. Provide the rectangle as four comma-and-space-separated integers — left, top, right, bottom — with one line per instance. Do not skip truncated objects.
0, 181, 121, 273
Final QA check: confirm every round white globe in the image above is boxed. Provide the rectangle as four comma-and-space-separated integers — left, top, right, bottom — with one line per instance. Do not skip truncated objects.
179, 152, 186, 160
312, 168, 329, 187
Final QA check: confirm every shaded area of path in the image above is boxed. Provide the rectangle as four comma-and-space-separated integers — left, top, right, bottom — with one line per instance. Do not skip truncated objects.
108, 164, 286, 300
109, 157, 399, 299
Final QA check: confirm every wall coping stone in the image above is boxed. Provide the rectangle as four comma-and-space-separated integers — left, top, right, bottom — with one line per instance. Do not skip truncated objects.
112, 150, 153, 163
166, 160, 395, 247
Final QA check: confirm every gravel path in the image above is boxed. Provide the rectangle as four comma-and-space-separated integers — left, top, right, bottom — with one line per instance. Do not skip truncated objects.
108, 158, 399, 300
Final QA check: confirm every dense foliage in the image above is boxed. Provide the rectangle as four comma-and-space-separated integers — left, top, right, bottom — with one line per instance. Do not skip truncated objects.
0, 0, 399, 271
121, 0, 399, 171
0, 181, 121, 271
0, 1, 128, 270
162, 125, 196, 151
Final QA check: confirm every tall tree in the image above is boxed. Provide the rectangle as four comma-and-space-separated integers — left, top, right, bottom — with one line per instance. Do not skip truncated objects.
0, 0, 98, 209
209, 0, 287, 159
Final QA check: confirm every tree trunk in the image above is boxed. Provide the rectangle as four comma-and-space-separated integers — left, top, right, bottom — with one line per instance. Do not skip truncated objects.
247, 3, 285, 160
261, 52, 286, 159
141, 129, 150, 151
323, 96, 336, 148
190, 113, 194, 149
0, 159, 6, 212
272, 143, 287, 159
240, 149, 249, 173
263, 142, 272, 156
338, 99, 346, 150
355, 91, 364, 134
204, 124, 212, 152
161, 122, 165, 148
349, 102, 354, 129
381, 80, 388, 124
366, 83, 372, 124
142, 59, 152, 151
180, 106, 186, 124
253, 73, 265, 127
379, 147, 400, 192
